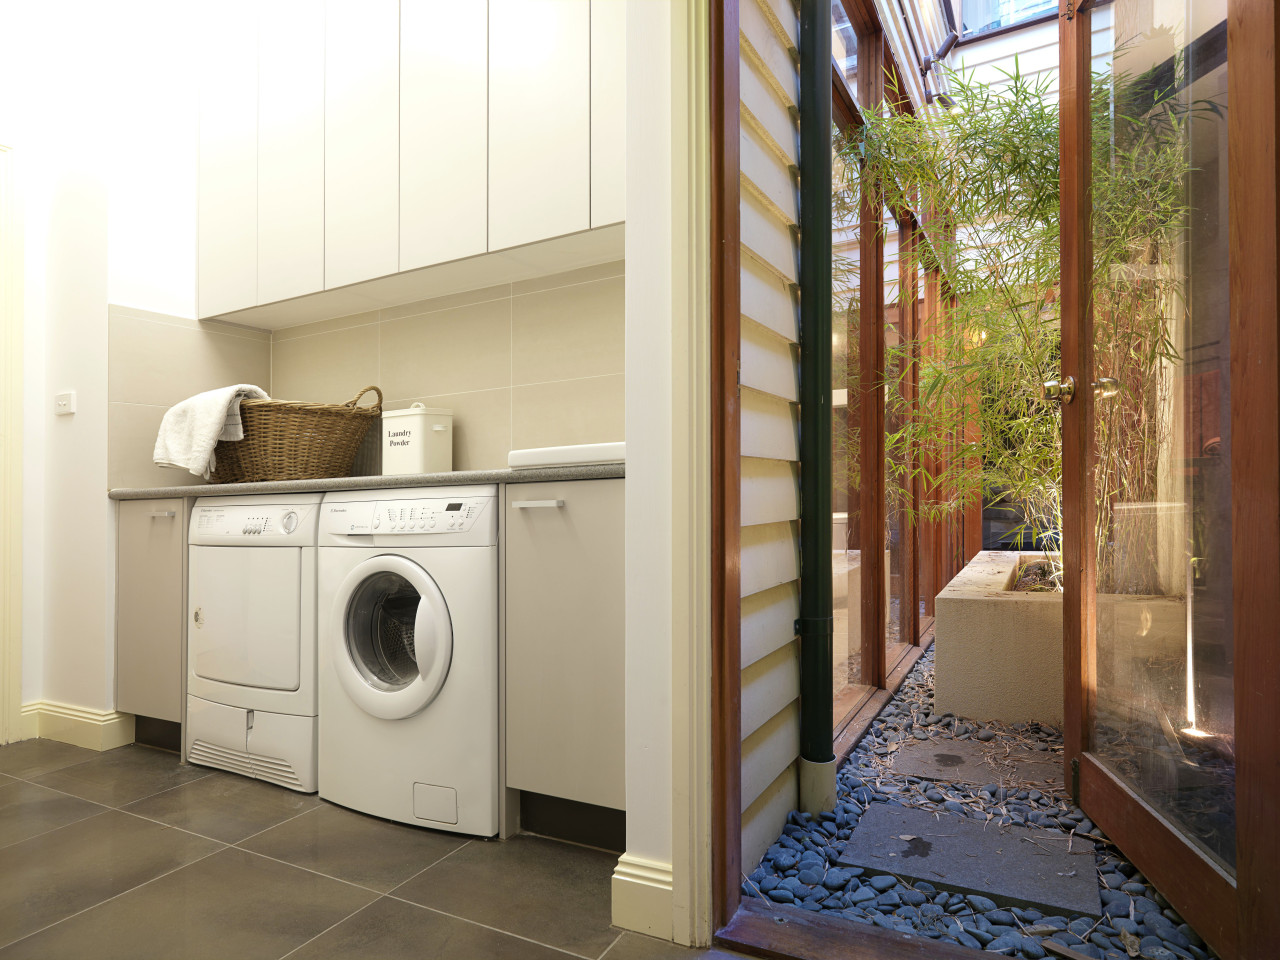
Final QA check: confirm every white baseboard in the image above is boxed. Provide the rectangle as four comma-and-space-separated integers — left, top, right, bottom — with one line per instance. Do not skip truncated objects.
612, 853, 674, 940
20, 701, 135, 751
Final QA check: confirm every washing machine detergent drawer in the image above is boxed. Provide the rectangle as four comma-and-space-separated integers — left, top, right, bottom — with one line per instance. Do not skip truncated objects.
189, 546, 302, 690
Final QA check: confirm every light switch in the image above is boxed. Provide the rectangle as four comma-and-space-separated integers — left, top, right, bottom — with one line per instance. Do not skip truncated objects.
54, 391, 76, 416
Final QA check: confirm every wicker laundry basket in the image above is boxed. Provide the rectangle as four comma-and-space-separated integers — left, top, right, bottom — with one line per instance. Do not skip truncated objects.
209, 386, 383, 483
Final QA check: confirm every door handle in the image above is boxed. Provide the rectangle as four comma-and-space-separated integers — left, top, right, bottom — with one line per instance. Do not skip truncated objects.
1093, 377, 1120, 399
149, 511, 177, 518
1042, 377, 1076, 403
511, 500, 565, 509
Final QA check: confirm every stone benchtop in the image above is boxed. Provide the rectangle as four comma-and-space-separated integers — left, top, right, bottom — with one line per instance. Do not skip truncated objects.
108, 462, 625, 500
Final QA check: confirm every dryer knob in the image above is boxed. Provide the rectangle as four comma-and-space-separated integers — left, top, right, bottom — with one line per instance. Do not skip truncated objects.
281, 511, 298, 534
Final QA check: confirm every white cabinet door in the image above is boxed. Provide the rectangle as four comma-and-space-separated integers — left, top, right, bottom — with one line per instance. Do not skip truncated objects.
400, 0, 488, 271
197, 0, 258, 318
505, 479, 625, 809
258, 0, 325, 304
116, 500, 185, 722
324, 0, 399, 289
489, 0, 591, 250
590, 0, 625, 227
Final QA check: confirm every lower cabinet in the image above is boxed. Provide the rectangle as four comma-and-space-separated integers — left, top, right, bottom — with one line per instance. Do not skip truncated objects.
504, 478, 625, 810
116, 499, 185, 723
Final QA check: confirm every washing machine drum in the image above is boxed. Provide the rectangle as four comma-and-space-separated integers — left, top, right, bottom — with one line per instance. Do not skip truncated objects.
334, 555, 454, 720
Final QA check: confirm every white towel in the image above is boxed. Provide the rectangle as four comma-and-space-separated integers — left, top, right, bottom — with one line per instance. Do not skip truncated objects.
153, 384, 269, 480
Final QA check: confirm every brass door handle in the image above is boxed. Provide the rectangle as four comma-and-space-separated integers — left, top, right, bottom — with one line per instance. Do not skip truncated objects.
1093, 377, 1120, 399
1042, 377, 1076, 403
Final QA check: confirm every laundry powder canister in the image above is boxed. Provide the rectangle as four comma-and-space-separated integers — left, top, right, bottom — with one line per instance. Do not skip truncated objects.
381, 404, 453, 475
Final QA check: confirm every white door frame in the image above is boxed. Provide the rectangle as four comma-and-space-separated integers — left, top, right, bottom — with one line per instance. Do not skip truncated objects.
0, 145, 23, 744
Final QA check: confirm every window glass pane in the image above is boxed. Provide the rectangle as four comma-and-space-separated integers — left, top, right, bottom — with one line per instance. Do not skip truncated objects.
831, 1, 857, 88
960, 0, 1056, 38
1089, 0, 1235, 873
833, 132, 871, 712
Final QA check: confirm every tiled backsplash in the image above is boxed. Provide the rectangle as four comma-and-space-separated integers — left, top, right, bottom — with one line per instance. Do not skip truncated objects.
107, 305, 271, 489
269, 261, 625, 472
106, 261, 625, 487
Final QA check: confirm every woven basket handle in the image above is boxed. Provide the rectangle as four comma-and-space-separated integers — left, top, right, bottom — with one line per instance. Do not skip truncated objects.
347, 386, 383, 413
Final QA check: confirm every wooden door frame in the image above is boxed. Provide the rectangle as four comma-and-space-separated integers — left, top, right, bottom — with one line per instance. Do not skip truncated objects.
1059, 2, 1280, 958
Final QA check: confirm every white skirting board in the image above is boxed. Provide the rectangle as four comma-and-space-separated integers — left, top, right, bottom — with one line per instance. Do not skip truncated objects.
19, 701, 135, 751
611, 853, 675, 940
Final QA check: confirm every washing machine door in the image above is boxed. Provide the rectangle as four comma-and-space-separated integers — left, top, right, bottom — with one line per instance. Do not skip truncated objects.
331, 555, 453, 720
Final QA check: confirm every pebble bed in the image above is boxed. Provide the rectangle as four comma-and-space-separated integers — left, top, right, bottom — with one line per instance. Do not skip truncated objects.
742, 649, 1219, 960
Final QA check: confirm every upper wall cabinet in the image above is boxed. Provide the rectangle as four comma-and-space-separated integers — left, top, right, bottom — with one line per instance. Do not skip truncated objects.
197, 0, 625, 321
197, 1, 258, 319
324, 0, 400, 290
489, 0, 591, 250
400, 1, 488, 271
590, 0, 625, 227
258, 0, 325, 304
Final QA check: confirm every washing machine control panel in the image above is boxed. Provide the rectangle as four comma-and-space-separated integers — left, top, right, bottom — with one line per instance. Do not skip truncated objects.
323, 496, 491, 536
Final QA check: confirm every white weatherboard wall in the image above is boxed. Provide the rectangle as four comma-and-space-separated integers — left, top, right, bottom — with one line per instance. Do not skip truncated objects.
950, 3, 1114, 95
737, 0, 803, 877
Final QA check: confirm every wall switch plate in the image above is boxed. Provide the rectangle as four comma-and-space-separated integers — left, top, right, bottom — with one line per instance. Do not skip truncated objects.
54, 391, 76, 416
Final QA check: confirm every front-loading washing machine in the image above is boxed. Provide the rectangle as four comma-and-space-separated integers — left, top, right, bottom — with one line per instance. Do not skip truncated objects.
317, 485, 499, 836
186, 493, 322, 792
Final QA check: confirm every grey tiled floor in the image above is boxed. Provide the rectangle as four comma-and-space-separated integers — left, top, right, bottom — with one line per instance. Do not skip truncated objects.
0, 740, 736, 960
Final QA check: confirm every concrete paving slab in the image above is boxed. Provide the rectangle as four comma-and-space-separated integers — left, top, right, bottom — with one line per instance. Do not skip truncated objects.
891, 737, 1064, 790
837, 804, 1101, 917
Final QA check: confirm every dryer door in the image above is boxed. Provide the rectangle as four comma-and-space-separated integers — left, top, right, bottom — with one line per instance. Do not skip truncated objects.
330, 555, 453, 720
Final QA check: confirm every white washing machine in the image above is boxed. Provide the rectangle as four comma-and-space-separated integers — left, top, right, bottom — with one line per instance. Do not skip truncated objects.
317, 485, 499, 835
185, 493, 322, 792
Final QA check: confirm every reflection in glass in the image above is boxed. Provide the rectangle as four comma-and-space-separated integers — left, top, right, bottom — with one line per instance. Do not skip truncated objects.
1089, 0, 1235, 871
959, 0, 1056, 39
884, 209, 912, 671
832, 135, 871, 712
831, 1, 858, 89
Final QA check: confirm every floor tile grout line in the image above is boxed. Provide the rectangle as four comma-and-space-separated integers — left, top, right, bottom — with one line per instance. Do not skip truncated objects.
0, 805, 112, 853
382, 837, 474, 896
274, 897, 383, 960
380, 895, 600, 960
231, 800, 327, 847
231, 843, 398, 898
0, 844, 228, 953
596, 930, 625, 959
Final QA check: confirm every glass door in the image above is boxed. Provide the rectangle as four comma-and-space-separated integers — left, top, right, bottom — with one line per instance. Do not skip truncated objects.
1059, 2, 1280, 956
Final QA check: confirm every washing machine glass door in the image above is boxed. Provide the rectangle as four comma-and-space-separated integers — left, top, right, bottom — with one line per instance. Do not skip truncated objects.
332, 555, 453, 720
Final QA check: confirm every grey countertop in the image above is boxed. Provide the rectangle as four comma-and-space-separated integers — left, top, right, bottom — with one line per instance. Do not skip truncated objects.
108, 461, 625, 500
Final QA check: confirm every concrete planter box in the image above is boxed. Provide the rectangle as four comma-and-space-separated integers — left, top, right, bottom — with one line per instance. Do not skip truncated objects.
934, 551, 1185, 726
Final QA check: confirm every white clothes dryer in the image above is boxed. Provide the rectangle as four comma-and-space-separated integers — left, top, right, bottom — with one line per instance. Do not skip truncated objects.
185, 493, 322, 792
317, 485, 499, 836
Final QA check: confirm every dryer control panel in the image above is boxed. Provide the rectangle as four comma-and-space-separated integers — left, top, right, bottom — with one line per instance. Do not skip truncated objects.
321, 496, 494, 538
188, 496, 322, 546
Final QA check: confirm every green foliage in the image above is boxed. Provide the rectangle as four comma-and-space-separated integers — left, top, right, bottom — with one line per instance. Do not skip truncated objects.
840, 55, 1196, 589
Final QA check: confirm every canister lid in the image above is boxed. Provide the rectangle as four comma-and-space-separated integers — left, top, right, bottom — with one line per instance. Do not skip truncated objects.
382, 404, 454, 418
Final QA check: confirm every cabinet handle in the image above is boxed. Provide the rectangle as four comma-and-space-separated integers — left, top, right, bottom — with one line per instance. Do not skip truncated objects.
511, 500, 565, 509
148, 511, 177, 518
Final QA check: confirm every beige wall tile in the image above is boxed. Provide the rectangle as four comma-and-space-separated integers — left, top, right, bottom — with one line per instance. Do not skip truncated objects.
511, 276, 624, 386
270, 309, 381, 343
108, 402, 206, 490
377, 282, 512, 322
510, 260, 624, 296
109, 315, 272, 406
511, 375, 625, 450
270, 325, 380, 403
380, 298, 511, 401
400, 388, 512, 471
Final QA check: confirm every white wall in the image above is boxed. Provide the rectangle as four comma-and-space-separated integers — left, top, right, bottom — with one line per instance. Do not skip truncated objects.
0, 0, 200, 712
